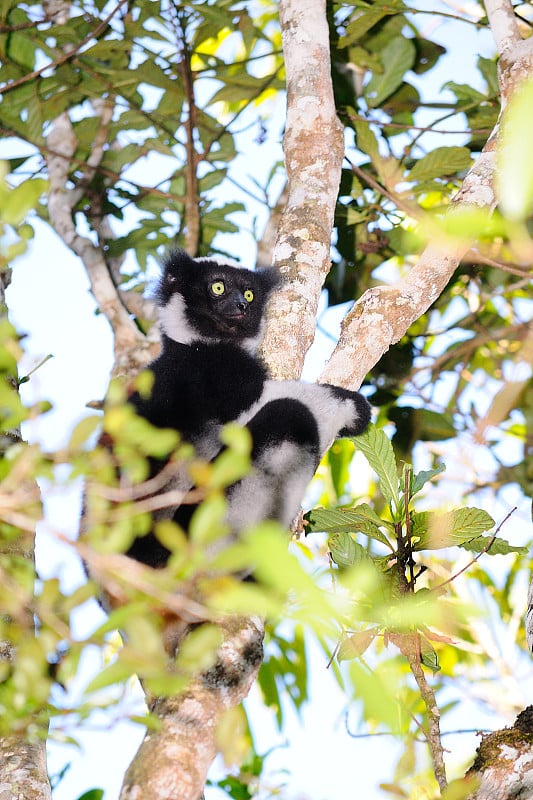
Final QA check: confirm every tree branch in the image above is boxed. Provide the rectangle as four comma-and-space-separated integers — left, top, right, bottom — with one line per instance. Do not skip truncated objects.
259, 0, 344, 380
45, 112, 156, 375
484, 0, 522, 57
466, 706, 533, 799
0, 739, 51, 800
174, 12, 202, 256
319, 36, 533, 391
119, 617, 264, 800
407, 645, 447, 792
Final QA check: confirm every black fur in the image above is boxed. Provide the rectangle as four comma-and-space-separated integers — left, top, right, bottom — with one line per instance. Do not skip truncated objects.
123, 250, 371, 567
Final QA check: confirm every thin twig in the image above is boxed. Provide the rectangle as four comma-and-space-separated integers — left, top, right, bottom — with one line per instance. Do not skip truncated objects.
404, 636, 447, 792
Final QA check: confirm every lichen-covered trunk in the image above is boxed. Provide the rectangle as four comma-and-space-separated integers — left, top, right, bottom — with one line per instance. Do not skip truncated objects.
466, 706, 533, 799
260, 0, 344, 380
0, 738, 51, 800
117, 1, 345, 795
119, 617, 264, 800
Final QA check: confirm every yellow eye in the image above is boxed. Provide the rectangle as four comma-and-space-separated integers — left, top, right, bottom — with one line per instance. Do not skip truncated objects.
211, 281, 225, 296
244, 289, 254, 302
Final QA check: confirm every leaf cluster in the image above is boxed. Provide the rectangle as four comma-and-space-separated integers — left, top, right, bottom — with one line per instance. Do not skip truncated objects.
306, 425, 525, 672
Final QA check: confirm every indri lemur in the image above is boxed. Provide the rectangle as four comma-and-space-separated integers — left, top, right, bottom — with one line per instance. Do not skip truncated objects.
121, 250, 371, 568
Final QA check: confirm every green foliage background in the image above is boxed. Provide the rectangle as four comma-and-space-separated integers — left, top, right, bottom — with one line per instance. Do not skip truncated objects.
0, 1, 532, 798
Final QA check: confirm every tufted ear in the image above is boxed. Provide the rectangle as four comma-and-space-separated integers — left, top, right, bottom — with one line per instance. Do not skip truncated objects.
154, 249, 194, 306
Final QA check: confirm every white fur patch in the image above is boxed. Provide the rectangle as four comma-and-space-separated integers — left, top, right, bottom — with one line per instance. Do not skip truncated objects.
159, 293, 204, 345
237, 381, 359, 453
240, 318, 266, 355
195, 255, 242, 269
227, 441, 315, 529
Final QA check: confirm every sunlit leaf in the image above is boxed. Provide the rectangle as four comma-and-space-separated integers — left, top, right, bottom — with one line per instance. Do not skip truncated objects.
459, 534, 527, 556
412, 508, 496, 550
420, 636, 440, 673
337, 630, 376, 661
410, 464, 446, 498
408, 146, 472, 182
329, 532, 370, 567
351, 425, 399, 514
306, 504, 394, 550
340, 8, 391, 45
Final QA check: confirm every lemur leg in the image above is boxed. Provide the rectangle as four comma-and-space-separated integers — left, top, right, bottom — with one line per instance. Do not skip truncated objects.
226, 398, 321, 530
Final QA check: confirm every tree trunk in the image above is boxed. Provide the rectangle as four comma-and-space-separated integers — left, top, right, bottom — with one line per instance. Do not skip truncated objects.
466, 706, 533, 799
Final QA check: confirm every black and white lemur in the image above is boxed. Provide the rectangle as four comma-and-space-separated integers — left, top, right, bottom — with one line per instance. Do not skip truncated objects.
114, 249, 371, 569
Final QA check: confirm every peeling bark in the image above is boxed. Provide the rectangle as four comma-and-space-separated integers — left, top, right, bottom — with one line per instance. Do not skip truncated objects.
259, 0, 344, 380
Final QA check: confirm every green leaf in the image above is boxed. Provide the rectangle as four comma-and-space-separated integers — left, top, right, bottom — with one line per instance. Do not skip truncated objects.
84, 659, 134, 693
189, 495, 229, 545
1, 178, 48, 226
366, 37, 416, 108
337, 630, 376, 662
351, 425, 399, 513
208, 449, 250, 489
328, 532, 369, 568
444, 82, 486, 105
410, 464, 446, 498
327, 439, 354, 498
353, 118, 381, 165
412, 38, 446, 75
420, 637, 440, 673
306, 504, 394, 550
496, 78, 533, 220
348, 659, 403, 733
418, 409, 456, 441
411, 508, 496, 550
76, 791, 104, 800
408, 146, 473, 182
339, 8, 391, 46
459, 535, 528, 556
477, 55, 499, 95
69, 416, 102, 449
257, 659, 282, 728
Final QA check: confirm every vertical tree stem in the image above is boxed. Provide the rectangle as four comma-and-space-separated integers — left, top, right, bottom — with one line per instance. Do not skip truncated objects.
406, 639, 447, 793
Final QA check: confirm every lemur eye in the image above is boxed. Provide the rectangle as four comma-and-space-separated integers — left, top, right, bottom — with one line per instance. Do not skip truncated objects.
210, 281, 225, 296
244, 289, 254, 302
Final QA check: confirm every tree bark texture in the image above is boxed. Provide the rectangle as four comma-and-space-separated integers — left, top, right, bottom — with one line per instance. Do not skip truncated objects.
0, 738, 51, 800
259, 0, 344, 380
119, 617, 264, 800
466, 707, 533, 799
